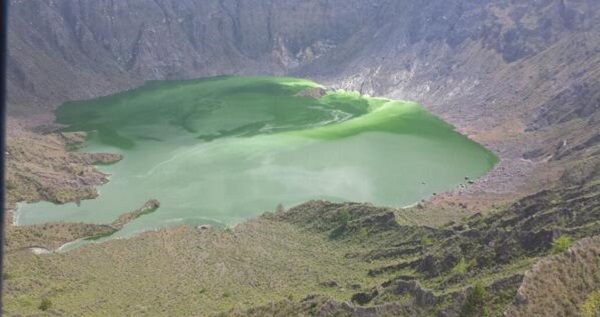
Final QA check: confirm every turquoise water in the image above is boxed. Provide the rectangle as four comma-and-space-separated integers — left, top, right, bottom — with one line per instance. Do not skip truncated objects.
17, 76, 497, 239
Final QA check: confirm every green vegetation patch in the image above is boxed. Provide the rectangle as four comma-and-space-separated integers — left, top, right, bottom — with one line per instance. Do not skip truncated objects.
581, 290, 600, 317
83, 229, 118, 241
553, 235, 574, 254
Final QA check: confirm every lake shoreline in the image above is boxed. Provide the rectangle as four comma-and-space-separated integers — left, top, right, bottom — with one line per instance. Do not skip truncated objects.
8, 76, 499, 250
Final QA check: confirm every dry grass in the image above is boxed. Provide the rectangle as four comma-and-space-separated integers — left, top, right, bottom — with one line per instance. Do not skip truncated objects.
505, 236, 600, 316
5, 222, 114, 251
3, 219, 395, 316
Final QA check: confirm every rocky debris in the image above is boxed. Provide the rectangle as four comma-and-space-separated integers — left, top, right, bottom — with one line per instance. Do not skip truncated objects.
529, 82, 600, 131
364, 245, 424, 261
28, 247, 51, 255
58, 131, 87, 145
87, 153, 123, 165
522, 148, 546, 160
31, 123, 68, 134
553, 133, 600, 161
196, 225, 212, 231
431, 157, 537, 207
559, 158, 600, 186
295, 87, 327, 99
111, 200, 160, 230
393, 280, 437, 307
320, 281, 339, 288
368, 259, 420, 277
355, 212, 398, 230
351, 292, 373, 306
143, 199, 161, 210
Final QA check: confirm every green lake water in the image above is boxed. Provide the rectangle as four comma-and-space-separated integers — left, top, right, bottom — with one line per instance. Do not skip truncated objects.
17, 76, 497, 240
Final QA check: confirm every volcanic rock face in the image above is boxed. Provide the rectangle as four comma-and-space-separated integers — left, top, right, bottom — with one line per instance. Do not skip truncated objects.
5, 128, 122, 208
7, 0, 373, 113
8, 0, 600, 124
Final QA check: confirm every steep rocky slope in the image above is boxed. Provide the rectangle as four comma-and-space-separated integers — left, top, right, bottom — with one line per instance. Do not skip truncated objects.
5, 126, 121, 208
7, 0, 373, 113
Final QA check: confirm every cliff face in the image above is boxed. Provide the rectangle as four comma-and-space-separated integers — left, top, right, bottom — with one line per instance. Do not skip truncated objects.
8, 0, 600, 125
7, 0, 373, 113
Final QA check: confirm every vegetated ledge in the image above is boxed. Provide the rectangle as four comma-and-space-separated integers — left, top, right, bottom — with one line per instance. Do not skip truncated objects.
85, 199, 161, 241
294, 86, 328, 99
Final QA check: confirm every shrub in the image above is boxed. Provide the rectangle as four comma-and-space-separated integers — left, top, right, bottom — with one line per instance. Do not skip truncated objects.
39, 298, 52, 311
552, 235, 574, 254
5, 180, 16, 190
329, 225, 347, 239
337, 210, 351, 224
452, 257, 469, 275
420, 236, 434, 246
276, 203, 285, 213
357, 227, 369, 240
460, 282, 488, 317
580, 290, 600, 317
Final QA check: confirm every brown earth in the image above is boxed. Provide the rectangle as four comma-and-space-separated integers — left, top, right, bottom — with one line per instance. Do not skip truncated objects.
5, 119, 122, 210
